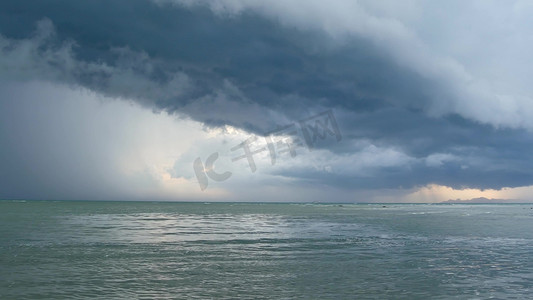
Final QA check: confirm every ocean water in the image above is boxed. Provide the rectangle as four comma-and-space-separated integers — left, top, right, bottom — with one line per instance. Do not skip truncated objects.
1, 201, 532, 299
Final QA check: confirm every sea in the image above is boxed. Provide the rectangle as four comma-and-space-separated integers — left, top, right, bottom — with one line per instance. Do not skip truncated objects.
1, 201, 532, 299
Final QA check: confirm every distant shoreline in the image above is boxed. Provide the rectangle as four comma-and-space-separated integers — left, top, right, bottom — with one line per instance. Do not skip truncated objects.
1, 199, 532, 205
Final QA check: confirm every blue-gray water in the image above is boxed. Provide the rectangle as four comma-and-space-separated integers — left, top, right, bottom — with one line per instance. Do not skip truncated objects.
1, 201, 533, 299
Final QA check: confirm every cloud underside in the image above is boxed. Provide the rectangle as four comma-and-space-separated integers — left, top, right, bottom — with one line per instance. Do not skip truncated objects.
2, 0, 533, 200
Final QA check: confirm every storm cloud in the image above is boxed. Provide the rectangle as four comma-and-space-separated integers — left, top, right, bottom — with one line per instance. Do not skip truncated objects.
1, 0, 533, 201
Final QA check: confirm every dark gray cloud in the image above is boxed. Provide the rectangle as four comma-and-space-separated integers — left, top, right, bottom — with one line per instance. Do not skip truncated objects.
1, 0, 533, 199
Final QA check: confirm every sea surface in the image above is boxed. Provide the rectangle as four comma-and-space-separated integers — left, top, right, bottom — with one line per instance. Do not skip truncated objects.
1, 201, 533, 299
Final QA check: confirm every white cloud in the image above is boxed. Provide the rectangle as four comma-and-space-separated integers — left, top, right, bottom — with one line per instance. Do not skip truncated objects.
425, 153, 459, 167
265, 140, 416, 178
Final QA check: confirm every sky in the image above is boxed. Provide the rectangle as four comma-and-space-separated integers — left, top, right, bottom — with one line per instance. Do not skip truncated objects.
1, 0, 533, 202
